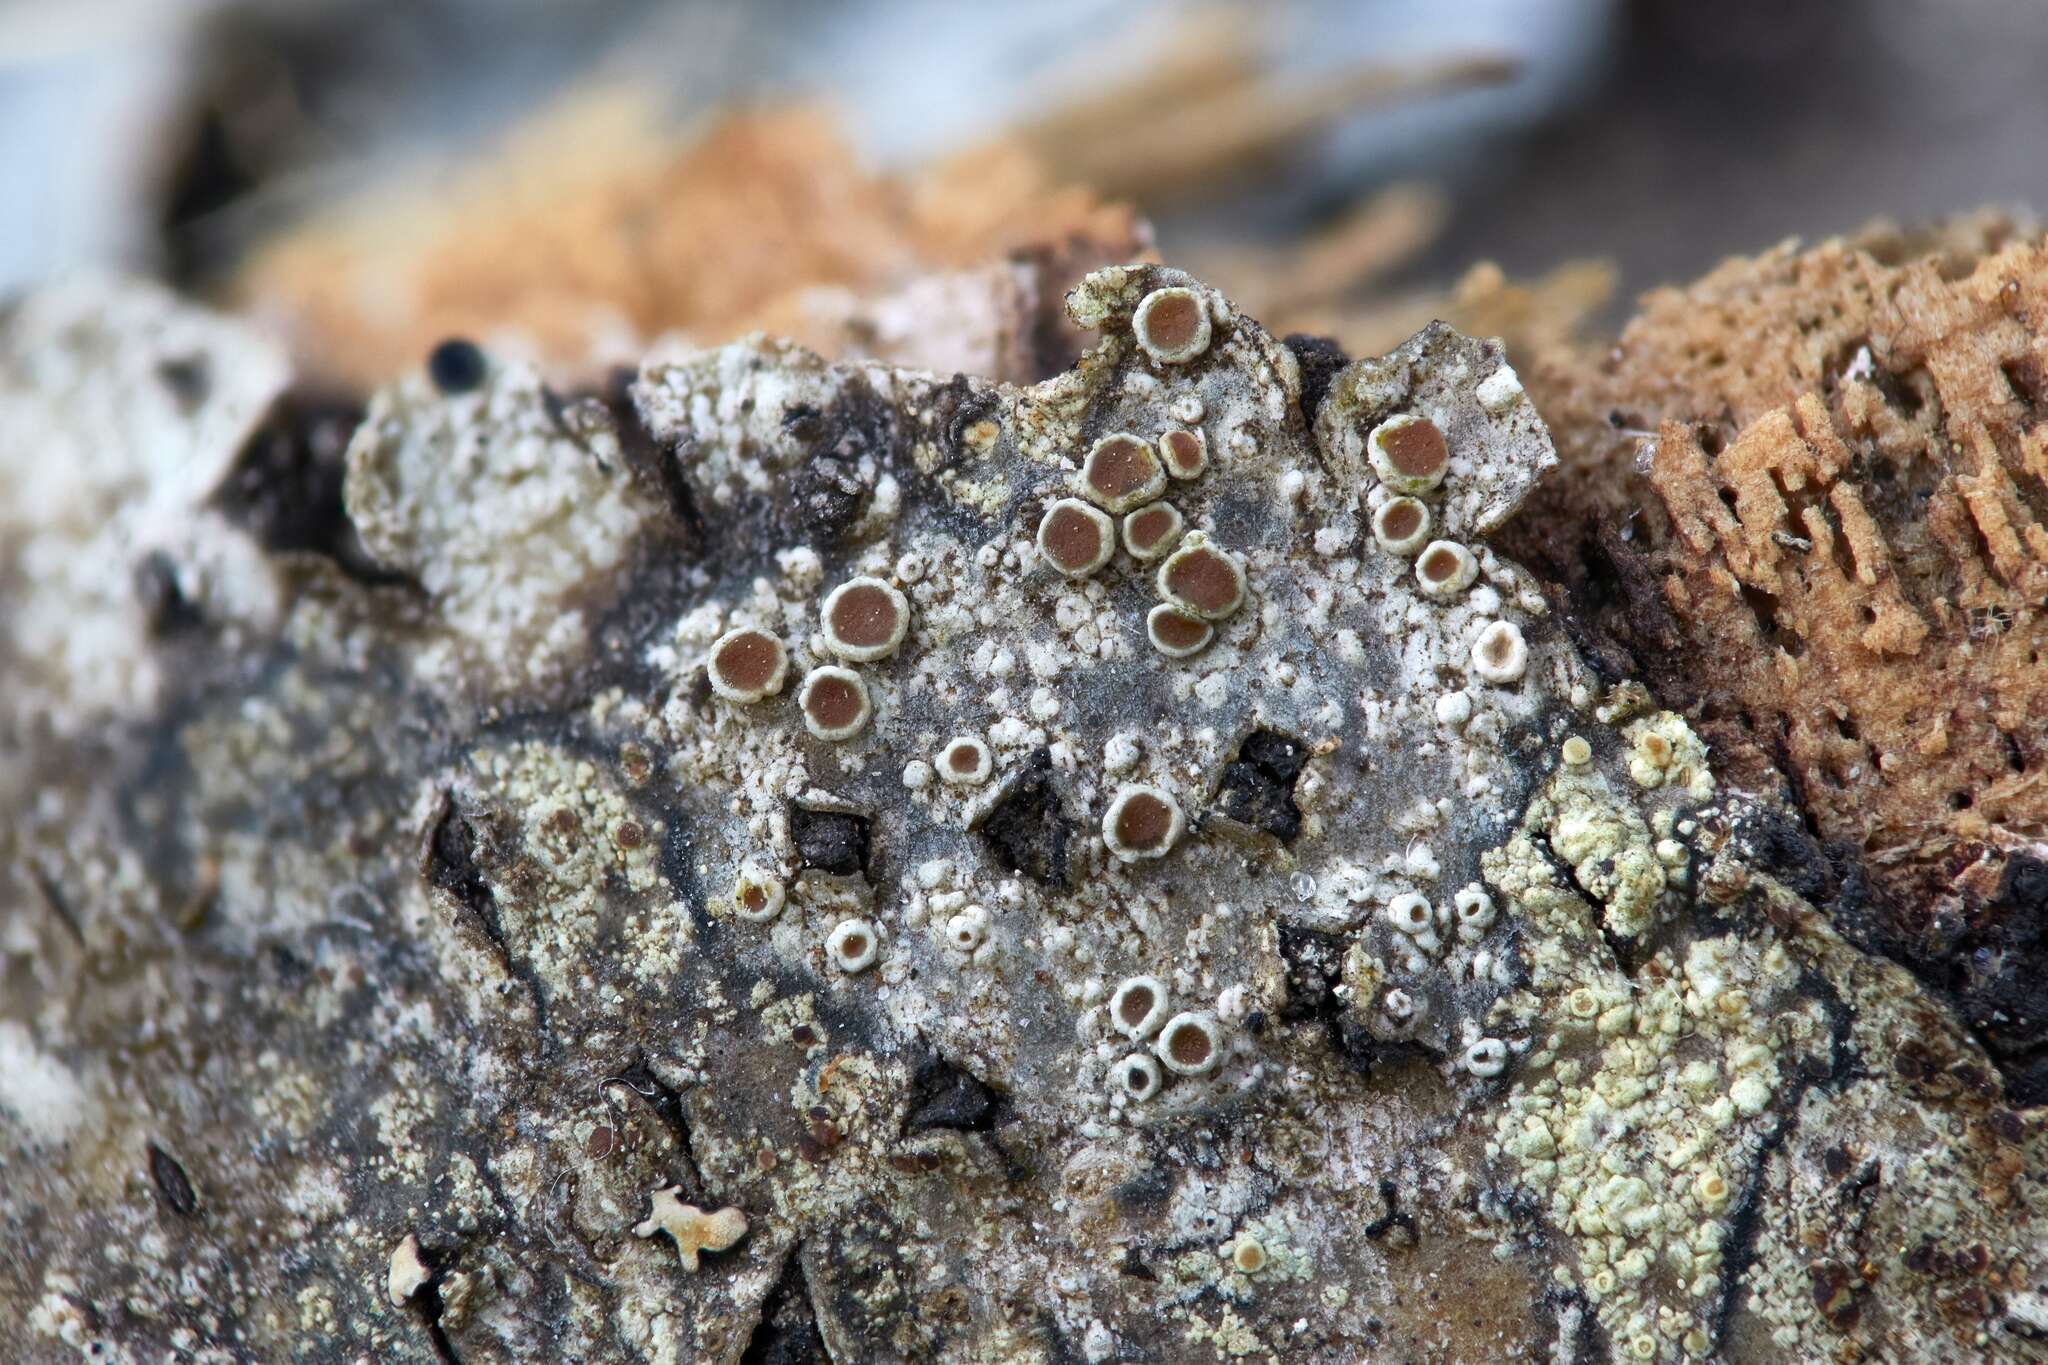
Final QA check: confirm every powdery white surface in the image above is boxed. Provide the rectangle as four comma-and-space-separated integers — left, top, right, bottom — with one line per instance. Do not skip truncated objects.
0, 276, 289, 736
0, 1021, 93, 1146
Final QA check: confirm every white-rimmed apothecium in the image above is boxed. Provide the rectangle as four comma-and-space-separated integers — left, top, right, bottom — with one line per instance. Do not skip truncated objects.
1159, 427, 1207, 480
1121, 502, 1184, 561
1118, 1052, 1164, 1100
706, 627, 788, 702
945, 904, 989, 952
1132, 286, 1212, 364
1037, 497, 1115, 577
1146, 604, 1213, 658
1080, 433, 1167, 513
1385, 892, 1433, 935
1464, 1037, 1509, 1078
1415, 540, 1478, 597
1226, 1235, 1268, 1275
826, 918, 879, 973
799, 666, 872, 740
1157, 534, 1246, 621
1155, 1011, 1223, 1076
732, 866, 785, 923
1469, 620, 1529, 684
1371, 497, 1431, 555
1454, 885, 1496, 933
819, 576, 909, 662
1103, 785, 1184, 861
937, 736, 992, 785
1367, 413, 1450, 492
1110, 975, 1170, 1038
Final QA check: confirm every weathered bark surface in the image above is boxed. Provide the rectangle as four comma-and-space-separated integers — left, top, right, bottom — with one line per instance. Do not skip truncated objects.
1493, 220, 2048, 1128
2, 269, 2042, 1363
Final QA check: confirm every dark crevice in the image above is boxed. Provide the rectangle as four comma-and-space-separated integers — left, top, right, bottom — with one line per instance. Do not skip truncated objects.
930, 372, 1000, 463
1533, 831, 1650, 977
156, 355, 211, 409
2008, 464, 2048, 537
1282, 333, 1351, 425
1277, 924, 1346, 1024
147, 1142, 199, 1216
903, 1050, 1003, 1134
978, 748, 1074, 887
406, 1241, 466, 1365
423, 796, 508, 960
420, 794, 553, 1048
740, 1250, 827, 1365
1812, 831, 2048, 1104
211, 391, 415, 587
418, 1286, 464, 1365
611, 1057, 706, 1192
27, 865, 86, 947
1213, 729, 1308, 843
158, 106, 257, 286
539, 371, 708, 559
1549, 531, 1641, 684
1337, 1026, 1442, 1079
1738, 582, 1803, 657
1710, 968, 1859, 1349
1763, 718, 1824, 842
657, 811, 717, 941
789, 806, 872, 880
1496, 508, 1680, 698
1277, 923, 1443, 1077
605, 369, 708, 547
2003, 354, 2048, 413
1949, 855, 2048, 1102
1111, 1164, 1173, 1214
1537, 1286, 1609, 1365
384, 1231, 473, 1365
1799, 968, 1865, 1091
1708, 1131, 1791, 1342
1361, 1178, 1417, 1246
980, 1122, 1038, 1186
133, 551, 205, 637
778, 376, 905, 549
1732, 804, 1830, 902
1038, 1312, 1089, 1365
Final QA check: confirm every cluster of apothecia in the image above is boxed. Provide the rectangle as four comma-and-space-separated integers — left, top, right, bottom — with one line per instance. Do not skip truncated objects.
704, 574, 910, 742
1034, 286, 1248, 662
1365, 411, 1526, 683
1106, 973, 1227, 1103
706, 575, 910, 975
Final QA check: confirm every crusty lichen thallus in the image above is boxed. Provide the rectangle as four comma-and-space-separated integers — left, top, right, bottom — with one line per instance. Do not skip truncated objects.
5, 270, 2013, 1362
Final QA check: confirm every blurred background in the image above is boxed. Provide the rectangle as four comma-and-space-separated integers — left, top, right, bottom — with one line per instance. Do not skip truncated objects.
4, 0, 2047, 384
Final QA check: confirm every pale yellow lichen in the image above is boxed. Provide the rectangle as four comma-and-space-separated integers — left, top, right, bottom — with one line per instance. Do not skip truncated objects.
631, 1186, 748, 1271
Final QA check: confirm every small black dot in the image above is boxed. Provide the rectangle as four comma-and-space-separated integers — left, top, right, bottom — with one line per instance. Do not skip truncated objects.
427, 338, 487, 394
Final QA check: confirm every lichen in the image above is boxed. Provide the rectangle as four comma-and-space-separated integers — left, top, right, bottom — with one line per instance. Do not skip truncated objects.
2, 269, 2040, 1364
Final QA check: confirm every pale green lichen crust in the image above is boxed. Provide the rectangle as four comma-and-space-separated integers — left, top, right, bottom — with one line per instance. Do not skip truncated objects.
1, 270, 2043, 1363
